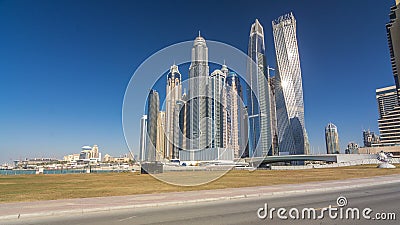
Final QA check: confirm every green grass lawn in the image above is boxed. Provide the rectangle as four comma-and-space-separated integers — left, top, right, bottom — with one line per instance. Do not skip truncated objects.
1, 164, 399, 203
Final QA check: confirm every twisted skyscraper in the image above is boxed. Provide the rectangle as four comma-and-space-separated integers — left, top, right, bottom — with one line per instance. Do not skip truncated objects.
273, 13, 309, 155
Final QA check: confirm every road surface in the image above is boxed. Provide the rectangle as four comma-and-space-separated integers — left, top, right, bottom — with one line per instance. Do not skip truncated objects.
2, 181, 399, 225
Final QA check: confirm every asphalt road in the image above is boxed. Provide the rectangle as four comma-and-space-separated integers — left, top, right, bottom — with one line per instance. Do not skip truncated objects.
3, 182, 399, 225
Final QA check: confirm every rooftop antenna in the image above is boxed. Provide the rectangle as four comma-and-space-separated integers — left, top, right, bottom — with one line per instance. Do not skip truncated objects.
198, 30, 201, 37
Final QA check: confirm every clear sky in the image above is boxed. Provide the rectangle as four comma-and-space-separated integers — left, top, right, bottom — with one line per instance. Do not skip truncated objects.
0, 0, 396, 163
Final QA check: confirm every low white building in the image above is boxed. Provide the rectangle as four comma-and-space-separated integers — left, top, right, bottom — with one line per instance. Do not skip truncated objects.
179, 148, 234, 162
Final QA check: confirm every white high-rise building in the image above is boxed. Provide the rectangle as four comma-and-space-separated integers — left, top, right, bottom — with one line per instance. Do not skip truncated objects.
272, 12, 309, 155
139, 115, 147, 161
210, 65, 228, 149
156, 111, 166, 161
226, 71, 243, 158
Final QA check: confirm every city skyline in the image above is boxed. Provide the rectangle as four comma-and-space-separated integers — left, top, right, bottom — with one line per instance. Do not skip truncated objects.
0, 0, 395, 163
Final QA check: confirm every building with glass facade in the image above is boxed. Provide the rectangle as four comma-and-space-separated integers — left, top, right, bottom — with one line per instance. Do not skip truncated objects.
146, 89, 159, 161
325, 123, 340, 154
188, 34, 211, 152
387, 0, 400, 98
246, 19, 274, 157
272, 12, 309, 155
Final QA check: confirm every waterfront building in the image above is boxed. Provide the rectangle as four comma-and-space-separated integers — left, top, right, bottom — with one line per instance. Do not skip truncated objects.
246, 19, 274, 157
79, 145, 100, 160
146, 89, 160, 161
387, 0, 400, 98
362, 129, 380, 147
63, 154, 80, 162
325, 123, 340, 154
139, 115, 148, 161
165, 64, 182, 159
188, 34, 211, 151
345, 142, 359, 154
272, 12, 309, 155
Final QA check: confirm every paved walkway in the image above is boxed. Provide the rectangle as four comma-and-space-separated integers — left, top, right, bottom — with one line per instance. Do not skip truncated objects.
1, 174, 400, 220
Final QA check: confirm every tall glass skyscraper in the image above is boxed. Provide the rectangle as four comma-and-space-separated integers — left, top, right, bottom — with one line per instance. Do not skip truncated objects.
188, 34, 211, 151
272, 12, 309, 155
246, 19, 274, 157
146, 89, 159, 161
387, 0, 400, 98
325, 123, 340, 154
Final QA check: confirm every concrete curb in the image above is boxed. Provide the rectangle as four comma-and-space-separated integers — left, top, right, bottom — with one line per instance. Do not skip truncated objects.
2, 175, 400, 221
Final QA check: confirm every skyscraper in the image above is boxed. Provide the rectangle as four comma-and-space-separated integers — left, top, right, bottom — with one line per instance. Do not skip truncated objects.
246, 19, 274, 157
188, 34, 211, 151
269, 75, 279, 156
210, 66, 228, 148
387, 0, 400, 97
374, 1, 400, 146
241, 106, 249, 158
165, 64, 182, 159
139, 115, 147, 161
325, 123, 340, 154
345, 142, 359, 154
376, 86, 400, 145
156, 111, 166, 161
146, 89, 159, 161
175, 96, 188, 159
362, 129, 380, 147
272, 12, 309, 155
378, 107, 400, 145
376, 85, 398, 117
226, 71, 243, 158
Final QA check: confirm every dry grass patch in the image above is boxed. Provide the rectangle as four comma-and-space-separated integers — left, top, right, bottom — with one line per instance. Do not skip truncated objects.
1, 164, 399, 203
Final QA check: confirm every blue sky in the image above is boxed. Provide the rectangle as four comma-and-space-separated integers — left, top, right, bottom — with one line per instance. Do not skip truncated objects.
0, 0, 396, 163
